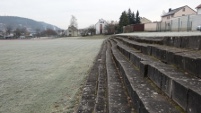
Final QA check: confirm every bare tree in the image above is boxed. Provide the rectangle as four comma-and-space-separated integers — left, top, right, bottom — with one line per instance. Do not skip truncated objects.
6, 25, 12, 35
70, 15, 78, 28
35, 28, 41, 37
20, 27, 27, 35
0, 30, 4, 38
14, 28, 21, 38
14, 27, 28, 38
41, 29, 57, 37
105, 21, 118, 34
161, 10, 167, 16
88, 25, 96, 35
46, 29, 57, 36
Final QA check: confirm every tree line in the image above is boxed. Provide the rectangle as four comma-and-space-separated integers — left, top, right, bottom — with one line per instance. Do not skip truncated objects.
104, 9, 141, 34
1, 25, 58, 39
118, 8, 141, 32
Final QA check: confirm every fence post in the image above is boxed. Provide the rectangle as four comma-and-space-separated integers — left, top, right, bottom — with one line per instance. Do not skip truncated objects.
178, 18, 180, 32
159, 22, 161, 32
170, 20, 172, 31
187, 15, 190, 31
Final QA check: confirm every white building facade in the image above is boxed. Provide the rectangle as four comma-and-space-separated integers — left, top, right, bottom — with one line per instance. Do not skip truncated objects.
161, 5, 197, 22
196, 4, 201, 14
95, 19, 108, 34
66, 26, 78, 37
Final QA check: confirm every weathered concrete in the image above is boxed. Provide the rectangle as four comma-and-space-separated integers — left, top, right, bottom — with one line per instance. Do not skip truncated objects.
172, 79, 201, 113
106, 42, 133, 113
116, 36, 201, 78
117, 32, 201, 50
163, 36, 201, 50
110, 40, 180, 113
94, 41, 107, 113
117, 32, 201, 37
77, 41, 107, 113
112, 35, 201, 113
78, 34, 201, 113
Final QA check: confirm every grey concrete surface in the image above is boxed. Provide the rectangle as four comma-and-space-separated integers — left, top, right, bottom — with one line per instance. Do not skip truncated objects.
118, 32, 201, 37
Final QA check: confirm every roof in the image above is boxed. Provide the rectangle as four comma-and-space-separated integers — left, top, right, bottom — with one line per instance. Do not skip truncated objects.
196, 4, 201, 9
68, 25, 78, 31
95, 19, 108, 26
162, 6, 186, 17
140, 17, 152, 24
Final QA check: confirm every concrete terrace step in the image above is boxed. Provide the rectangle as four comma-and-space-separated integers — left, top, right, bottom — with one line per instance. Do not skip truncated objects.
115, 35, 201, 50
77, 40, 135, 113
163, 36, 201, 50
77, 35, 201, 113
94, 41, 107, 113
115, 37, 201, 78
147, 61, 201, 113
109, 40, 181, 113
112, 38, 201, 113
77, 41, 107, 113
106, 42, 133, 113
113, 35, 164, 45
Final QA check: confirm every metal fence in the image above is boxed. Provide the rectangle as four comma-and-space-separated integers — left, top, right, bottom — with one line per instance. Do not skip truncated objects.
157, 14, 201, 32
123, 14, 201, 32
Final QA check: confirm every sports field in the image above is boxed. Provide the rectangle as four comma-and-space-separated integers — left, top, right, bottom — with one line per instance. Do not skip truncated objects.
0, 36, 105, 113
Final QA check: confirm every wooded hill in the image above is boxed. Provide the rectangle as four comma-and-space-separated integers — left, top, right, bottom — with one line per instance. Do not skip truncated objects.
0, 16, 61, 32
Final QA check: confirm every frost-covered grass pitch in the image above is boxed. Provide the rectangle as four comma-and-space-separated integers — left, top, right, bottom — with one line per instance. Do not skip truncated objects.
0, 37, 105, 113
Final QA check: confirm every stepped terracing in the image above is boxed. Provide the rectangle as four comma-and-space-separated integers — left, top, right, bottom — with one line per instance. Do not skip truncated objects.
77, 33, 201, 113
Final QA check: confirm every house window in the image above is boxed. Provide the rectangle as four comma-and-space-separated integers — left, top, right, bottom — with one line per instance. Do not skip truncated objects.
182, 14, 185, 16
167, 16, 170, 19
183, 8, 185, 12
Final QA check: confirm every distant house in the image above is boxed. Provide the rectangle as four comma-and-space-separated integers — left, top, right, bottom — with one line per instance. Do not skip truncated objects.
140, 17, 152, 24
0, 30, 3, 35
78, 29, 86, 36
67, 25, 78, 37
95, 19, 108, 34
161, 5, 197, 22
0, 33, 3, 38
196, 4, 201, 14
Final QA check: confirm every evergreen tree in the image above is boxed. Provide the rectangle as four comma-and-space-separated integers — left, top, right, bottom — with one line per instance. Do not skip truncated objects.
122, 11, 129, 26
127, 8, 132, 24
131, 12, 136, 24
118, 11, 129, 32
136, 10, 141, 24
118, 9, 142, 32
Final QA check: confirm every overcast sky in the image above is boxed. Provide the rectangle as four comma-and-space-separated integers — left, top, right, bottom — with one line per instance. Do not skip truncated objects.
0, 0, 200, 29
